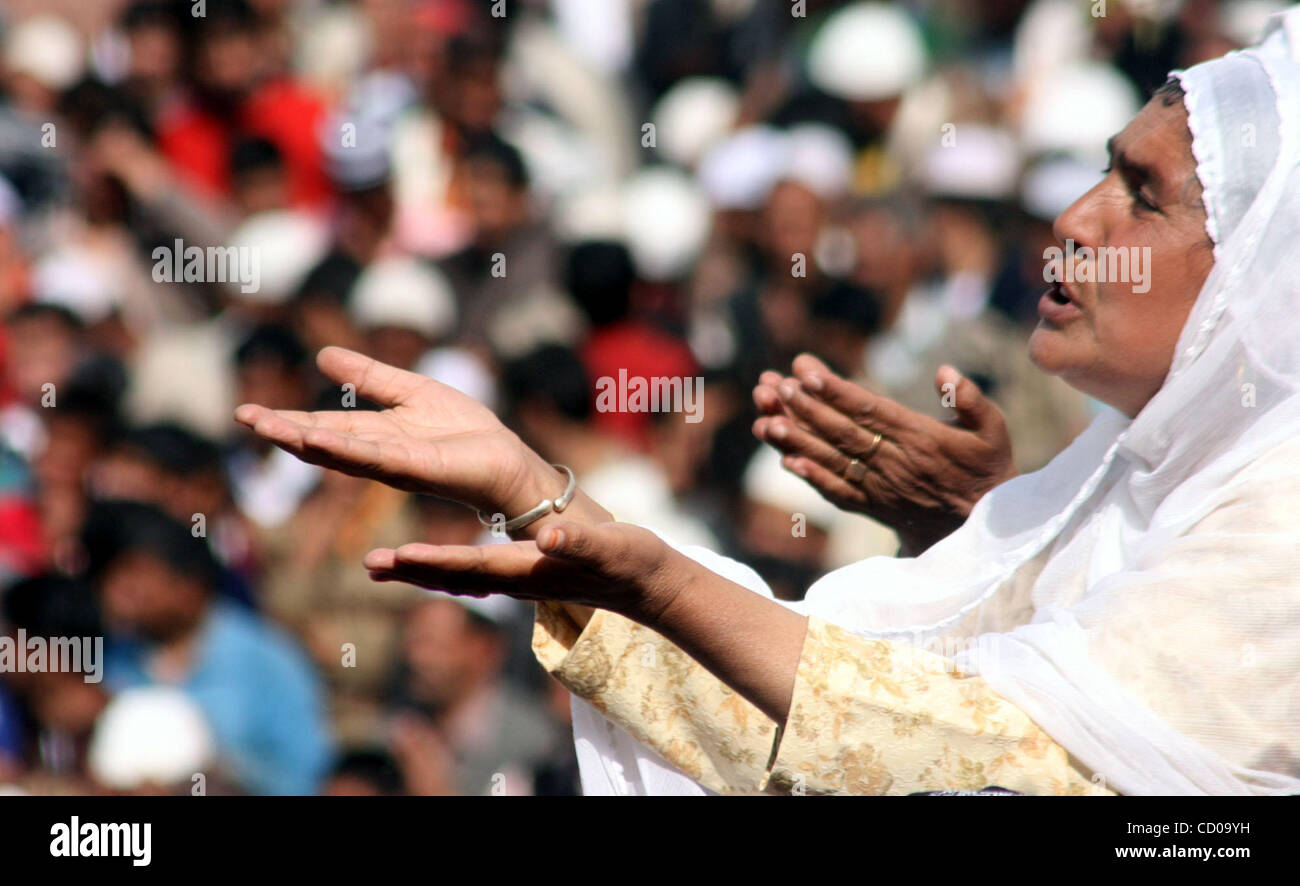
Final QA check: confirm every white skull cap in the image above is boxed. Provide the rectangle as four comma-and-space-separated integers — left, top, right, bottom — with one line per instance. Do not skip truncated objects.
696, 125, 789, 210
227, 210, 330, 304
1019, 62, 1141, 165
651, 77, 741, 169
4, 15, 84, 92
622, 166, 711, 281
920, 124, 1021, 201
807, 2, 927, 102
742, 445, 842, 530
88, 687, 216, 791
349, 256, 457, 340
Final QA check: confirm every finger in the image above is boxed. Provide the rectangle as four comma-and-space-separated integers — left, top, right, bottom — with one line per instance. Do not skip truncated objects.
241, 407, 420, 484
368, 541, 546, 592
235, 405, 372, 436
536, 521, 634, 572
755, 377, 815, 431
782, 455, 865, 511
241, 407, 313, 451
753, 380, 785, 416
301, 424, 386, 465
316, 346, 427, 409
754, 417, 854, 475
935, 365, 1000, 435
774, 377, 895, 459
790, 353, 927, 438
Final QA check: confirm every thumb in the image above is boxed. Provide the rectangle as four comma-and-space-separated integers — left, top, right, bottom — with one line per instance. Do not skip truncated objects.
935, 365, 998, 433
536, 521, 622, 569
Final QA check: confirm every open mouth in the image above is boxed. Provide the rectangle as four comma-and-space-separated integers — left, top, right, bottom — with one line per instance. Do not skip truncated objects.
1048, 281, 1071, 305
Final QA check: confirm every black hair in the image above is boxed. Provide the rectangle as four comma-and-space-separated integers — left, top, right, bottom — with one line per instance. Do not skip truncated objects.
446, 30, 508, 76
1151, 76, 1207, 223
1154, 76, 1186, 108
181, 0, 258, 40
120, 0, 181, 32
293, 252, 362, 308
230, 136, 285, 180
234, 323, 307, 371
811, 280, 884, 335
500, 344, 592, 423
1, 573, 103, 638
5, 301, 84, 333
328, 747, 406, 795
565, 240, 635, 327
462, 132, 529, 191
113, 422, 223, 479
58, 77, 153, 141
49, 356, 129, 442
80, 499, 219, 592
309, 385, 380, 413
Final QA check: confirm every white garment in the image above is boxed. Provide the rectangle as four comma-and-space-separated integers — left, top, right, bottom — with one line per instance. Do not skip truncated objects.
574, 10, 1300, 796
229, 445, 321, 530
580, 455, 718, 551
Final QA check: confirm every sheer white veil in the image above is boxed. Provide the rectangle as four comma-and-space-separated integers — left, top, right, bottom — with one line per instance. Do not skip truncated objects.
572, 10, 1300, 795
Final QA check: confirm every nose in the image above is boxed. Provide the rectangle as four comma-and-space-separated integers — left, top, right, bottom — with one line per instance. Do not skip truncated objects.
1052, 177, 1106, 249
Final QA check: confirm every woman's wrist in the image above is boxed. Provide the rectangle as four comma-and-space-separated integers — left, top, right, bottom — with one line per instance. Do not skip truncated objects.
503, 452, 611, 632
621, 542, 691, 629
504, 466, 613, 542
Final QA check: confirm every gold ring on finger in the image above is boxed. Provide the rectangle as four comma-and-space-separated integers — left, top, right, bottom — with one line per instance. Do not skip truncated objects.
844, 458, 867, 483
864, 431, 885, 461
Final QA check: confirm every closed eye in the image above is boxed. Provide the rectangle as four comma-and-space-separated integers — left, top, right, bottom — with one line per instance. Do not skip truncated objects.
1104, 138, 1161, 214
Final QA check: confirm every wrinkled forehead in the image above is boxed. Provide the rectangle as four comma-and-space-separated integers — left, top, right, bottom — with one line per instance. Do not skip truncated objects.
1172, 52, 1281, 258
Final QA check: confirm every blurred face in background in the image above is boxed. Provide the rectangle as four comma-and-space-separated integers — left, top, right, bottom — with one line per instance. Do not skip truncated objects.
194, 23, 260, 101
456, 157, 527, 247
124, 20, 181, 98
337, 185, 395, 263
928, 201, 998, 276
5, 311, 81, 406
88, 447, 165, 506
90, 451, 227, 527
850, 205, 921, 324
401, 598, 503, 711
364, 326, 430, 372
22, 672, 108, 736
34, 415, 102, 555
232, 164, 289, 216
760, 181, 825, 277
291, 295, 365, 355
99, 552, 207, 642
433, 42, 502, 136
235, 355, 307, 412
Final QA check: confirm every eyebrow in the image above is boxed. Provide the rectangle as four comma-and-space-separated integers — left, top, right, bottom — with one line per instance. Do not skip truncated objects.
1105, 135, 1168, 196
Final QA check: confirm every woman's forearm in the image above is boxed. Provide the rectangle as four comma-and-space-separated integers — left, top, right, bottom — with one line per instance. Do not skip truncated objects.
510, 451, 807, 722
629, 554, 809, 724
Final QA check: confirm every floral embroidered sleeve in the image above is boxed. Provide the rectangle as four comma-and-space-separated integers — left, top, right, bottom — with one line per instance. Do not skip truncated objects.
533, 603, 1107, 795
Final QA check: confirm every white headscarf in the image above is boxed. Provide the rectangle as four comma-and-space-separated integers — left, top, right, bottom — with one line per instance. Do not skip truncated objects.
574, 9, 1300, 796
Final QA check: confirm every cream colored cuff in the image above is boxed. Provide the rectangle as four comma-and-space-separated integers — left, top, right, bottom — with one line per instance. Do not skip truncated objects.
533, 602, 777, 794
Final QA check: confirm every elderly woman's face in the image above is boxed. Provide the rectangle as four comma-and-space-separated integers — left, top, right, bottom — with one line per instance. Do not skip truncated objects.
1029, 96, 1214, 417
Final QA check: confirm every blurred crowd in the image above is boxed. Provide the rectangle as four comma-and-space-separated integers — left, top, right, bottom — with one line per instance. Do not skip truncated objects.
0, 0, 1280, 795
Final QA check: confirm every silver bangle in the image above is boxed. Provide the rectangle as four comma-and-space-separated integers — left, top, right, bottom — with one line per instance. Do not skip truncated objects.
477, 464, 577, 534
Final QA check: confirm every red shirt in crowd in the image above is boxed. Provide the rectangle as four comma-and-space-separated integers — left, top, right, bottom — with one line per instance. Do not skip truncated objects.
580, 322, 700, 451
156, 78, 333, 210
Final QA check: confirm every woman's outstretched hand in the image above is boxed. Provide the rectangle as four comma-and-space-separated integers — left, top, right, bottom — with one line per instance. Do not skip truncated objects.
753, 354, 1017, 556
363, 521, 681, 623
234, 347, 569, 523
237, 347, 809, 723
366, 518, 810, 723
